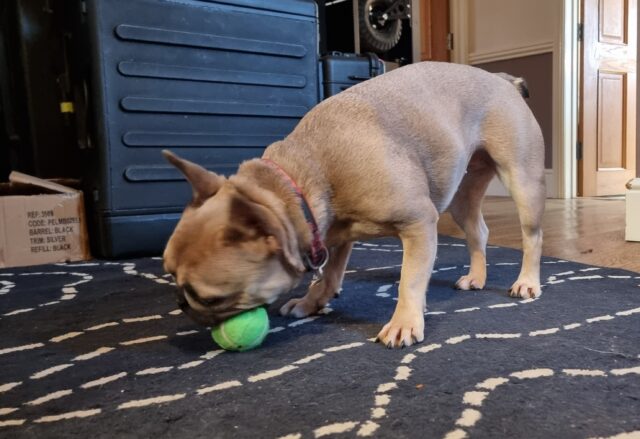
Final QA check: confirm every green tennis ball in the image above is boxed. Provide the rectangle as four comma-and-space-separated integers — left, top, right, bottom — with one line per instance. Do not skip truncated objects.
211, 307, 269, 351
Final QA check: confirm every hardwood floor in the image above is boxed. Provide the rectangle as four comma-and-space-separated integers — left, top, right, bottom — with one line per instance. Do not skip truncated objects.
437, 196, 640, 273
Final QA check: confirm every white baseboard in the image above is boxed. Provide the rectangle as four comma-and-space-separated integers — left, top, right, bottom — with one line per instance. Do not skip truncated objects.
485, 169, 556, 198
468, 41, 555, 65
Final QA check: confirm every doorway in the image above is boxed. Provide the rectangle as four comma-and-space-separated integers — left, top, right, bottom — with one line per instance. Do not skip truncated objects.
579, 0, 637, 196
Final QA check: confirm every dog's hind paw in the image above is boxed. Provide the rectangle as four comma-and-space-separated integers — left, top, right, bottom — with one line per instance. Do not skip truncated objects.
455, 274, 485, 291
509, 279, 542, 299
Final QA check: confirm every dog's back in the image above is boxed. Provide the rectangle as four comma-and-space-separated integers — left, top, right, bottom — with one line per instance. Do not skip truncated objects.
272, 62, 542, 213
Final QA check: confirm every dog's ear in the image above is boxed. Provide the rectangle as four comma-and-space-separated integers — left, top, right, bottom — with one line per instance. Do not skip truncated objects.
226, 195, 305, 273
163, 150, 225, 206
225, 196, 271, 242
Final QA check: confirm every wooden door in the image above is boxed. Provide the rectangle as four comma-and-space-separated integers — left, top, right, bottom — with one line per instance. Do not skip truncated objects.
580, 0, 637, 196
420, 0, 450, 61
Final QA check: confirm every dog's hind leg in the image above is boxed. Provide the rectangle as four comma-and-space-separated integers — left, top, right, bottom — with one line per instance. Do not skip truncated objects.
500, 167, 545, 298
492, 135, 546, 299
448, 150, 496, 290
280, 242, 353, 318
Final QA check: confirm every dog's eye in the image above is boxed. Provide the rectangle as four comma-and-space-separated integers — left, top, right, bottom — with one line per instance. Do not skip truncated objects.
199, 296, 228, 307
183, 283, 197, 297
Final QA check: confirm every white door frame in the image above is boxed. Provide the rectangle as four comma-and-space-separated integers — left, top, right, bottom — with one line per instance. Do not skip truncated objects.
449, 0, 580, 198
557, 0, 580, 199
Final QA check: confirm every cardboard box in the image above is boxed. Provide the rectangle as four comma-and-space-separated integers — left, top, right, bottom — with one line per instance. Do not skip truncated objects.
0, 172, 91, 268
626, 178, 640, 242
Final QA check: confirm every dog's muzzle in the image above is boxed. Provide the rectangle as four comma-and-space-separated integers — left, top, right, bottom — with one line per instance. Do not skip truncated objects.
174, 288, 242, 326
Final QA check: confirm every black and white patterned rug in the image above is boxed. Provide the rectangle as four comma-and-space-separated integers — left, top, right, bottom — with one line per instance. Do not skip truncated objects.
1, 236, 639, 439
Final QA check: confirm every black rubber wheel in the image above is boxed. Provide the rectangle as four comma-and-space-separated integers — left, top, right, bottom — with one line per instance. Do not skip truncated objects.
358, 0, 403, 53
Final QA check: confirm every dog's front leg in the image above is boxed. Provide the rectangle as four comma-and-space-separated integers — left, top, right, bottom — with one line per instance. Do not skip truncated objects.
280, 242, 353, 318
377, 216, 437, 348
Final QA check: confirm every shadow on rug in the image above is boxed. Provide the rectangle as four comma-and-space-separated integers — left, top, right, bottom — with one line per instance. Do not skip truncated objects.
1, 236, 639, 438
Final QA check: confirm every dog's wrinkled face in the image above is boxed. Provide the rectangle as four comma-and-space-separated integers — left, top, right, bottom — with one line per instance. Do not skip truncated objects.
162, 151, 302, 326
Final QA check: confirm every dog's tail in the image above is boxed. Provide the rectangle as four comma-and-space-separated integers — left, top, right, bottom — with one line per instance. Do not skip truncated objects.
493, 72, 530, 99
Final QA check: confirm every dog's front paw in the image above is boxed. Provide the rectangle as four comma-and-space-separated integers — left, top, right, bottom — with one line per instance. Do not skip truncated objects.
279, 298, 323, 318
509, 279, 542, 299
455, 274, 485, 290
376, 310, 424, 348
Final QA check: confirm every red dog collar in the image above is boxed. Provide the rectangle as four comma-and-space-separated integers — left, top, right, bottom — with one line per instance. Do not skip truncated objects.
262, 158, 329, 275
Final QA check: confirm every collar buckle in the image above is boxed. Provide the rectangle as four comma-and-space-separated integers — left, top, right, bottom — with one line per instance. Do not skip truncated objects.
304, 245, 329, 278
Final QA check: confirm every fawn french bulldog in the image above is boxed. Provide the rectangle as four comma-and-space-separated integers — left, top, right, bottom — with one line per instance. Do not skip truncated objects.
162, 62, 545, 348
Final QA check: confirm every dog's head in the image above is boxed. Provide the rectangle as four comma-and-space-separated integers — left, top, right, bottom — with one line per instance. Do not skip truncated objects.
162, 151, 305, 326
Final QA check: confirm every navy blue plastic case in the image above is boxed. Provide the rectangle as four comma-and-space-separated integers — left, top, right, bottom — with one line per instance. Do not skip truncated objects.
83, 0, 319, 256
320, 52, 384, 98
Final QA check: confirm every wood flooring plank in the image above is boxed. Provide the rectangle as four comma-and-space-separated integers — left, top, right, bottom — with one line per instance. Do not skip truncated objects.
437, 197, 640, 273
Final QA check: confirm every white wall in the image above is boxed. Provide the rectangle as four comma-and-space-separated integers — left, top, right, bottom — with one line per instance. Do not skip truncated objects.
465, 0, 559, 197
468, 0, 558, 64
